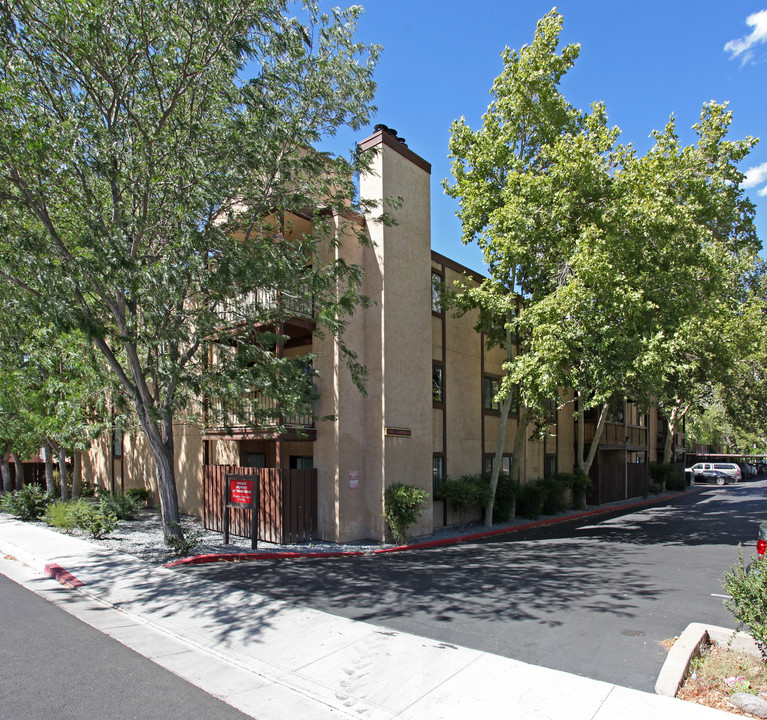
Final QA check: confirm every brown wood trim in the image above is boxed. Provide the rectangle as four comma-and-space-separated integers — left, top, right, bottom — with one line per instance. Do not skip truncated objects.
358, 127, 432, 174
431, 250, 486, 284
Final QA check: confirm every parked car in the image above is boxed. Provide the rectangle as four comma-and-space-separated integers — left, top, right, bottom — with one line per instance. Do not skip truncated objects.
758, 522, 767, 558
685, 462, 742, 482
695, 469, 732, 486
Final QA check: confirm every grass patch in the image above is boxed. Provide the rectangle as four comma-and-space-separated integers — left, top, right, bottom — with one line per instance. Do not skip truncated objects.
677, 643, 767, 716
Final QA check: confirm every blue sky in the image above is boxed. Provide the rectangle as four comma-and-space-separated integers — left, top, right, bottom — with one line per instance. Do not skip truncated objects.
324, 2, 767, 274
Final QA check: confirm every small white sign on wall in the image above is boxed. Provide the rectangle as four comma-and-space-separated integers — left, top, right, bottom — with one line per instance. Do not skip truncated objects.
349, 471, 359, 489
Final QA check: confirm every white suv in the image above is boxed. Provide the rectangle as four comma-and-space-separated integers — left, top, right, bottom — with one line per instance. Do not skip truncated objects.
685, 462, 742, 482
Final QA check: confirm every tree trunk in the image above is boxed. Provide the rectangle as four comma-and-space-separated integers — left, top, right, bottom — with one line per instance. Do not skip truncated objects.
11, 452, 24, 490
136, 410, 183, 542
0, 453, 12, 493
72, 451, 82, 499
662, 401, 689, 465
57, 444, 69, 501
484, 391, 515, 528
576, 399, 610, 476
43, 441, 56, 495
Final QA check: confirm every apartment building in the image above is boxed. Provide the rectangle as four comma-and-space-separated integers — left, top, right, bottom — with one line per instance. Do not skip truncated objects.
83, 124, 664, 543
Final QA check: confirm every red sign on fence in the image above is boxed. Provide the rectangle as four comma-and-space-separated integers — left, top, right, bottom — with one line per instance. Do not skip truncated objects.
229, 479, 254, 505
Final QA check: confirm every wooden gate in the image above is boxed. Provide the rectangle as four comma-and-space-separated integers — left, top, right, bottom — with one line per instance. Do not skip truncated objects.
203, 465, 317, 544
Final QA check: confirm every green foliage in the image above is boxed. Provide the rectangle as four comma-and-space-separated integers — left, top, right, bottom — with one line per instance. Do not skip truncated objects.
539, 475, 570, 515
384, 483, 429, 545
481, 472, 518, 523
0, 484, 52, 520
126, 487, 150, 504
99, 492, 141, 521
73, 504, 119, 540
722, 548, 767, 661
0, 0, 380, 539
650, 463, 678, 492
558, 469, 591, 509
440, 475, 491, 529
650, 482, 662, 495
44, 499, 91, 532
165, 522, 204, 557
516, 482, 546, 520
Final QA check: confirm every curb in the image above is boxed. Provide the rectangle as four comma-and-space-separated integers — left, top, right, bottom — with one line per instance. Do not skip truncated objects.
165, 485, 704, 568
655, 623, 761, 697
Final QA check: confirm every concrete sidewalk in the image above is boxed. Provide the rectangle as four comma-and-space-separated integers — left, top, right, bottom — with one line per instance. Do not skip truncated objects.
0, 515, 734, 720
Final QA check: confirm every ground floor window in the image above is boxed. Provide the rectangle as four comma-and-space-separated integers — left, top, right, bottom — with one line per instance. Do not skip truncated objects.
544, 454, 557, 479
289, 455, 313, 470
245, 453, 266, 468
432, 455, 445, 496
483, 454, 511, 475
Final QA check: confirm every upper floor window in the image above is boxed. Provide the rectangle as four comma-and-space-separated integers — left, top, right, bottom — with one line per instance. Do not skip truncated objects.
483, 376, 501, 411
545, 397, 558, 423
431, 271, 443, 313
432, 364, 444, 404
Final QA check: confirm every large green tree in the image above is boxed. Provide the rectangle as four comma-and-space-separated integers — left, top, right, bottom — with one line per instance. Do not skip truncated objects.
0, 0, 379, 540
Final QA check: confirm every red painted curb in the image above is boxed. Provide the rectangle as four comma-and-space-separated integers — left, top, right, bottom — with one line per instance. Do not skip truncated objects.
45, 562, 85, 588
165, 486, 703, 568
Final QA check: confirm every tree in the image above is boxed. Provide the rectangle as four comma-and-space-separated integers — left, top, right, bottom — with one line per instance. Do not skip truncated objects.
445, 10, 619, 521
0, 0, 379, 540
446, 9, 759, 511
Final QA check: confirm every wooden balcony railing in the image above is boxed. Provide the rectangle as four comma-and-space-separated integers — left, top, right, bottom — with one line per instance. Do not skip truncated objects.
583, 422, 648, 447
214, 287, 313, 326
207, 392, 314, 431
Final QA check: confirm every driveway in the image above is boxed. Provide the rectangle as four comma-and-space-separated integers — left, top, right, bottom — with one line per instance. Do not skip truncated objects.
175, 480, 767, 692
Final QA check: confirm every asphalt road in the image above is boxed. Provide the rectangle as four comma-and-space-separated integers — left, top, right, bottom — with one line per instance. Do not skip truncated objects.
0, 572, 253, 720
175, 479, 767, 693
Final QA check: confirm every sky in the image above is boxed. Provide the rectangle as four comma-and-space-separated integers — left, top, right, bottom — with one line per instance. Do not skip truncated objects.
320, 1, 767, 275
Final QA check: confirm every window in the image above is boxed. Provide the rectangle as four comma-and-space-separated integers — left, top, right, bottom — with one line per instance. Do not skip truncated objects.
545, 397, 558, 423
483, 376, 501, 411
431, 271, 443, 313
432, 364, 444, 404
289, 456, 313, 470
483, 455, 511, 475
432, 455, 445, 496
113, 427, 123, 458
544, 454, 557, 479
246, 453, 266, 468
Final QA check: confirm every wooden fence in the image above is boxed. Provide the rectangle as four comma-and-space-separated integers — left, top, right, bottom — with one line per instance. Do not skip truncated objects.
587, 463, 649, 505
203, 465, 317, 544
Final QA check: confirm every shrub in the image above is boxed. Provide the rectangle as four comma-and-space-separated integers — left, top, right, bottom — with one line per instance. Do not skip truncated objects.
479, 472, 518, 523
165, 521, 204, 557
44, 499, 93, 532
126, 487, 150, 504
72, 503, 119, 539
516, 481, 545, 520
0, 485, 52, 520
722, 547, 767, 661
540, 475, 569, 515
649, 482, 662, 495
562, 469, 591, 509
441, 475, 490, 529
650, 462, 680, 492
384, 483, 429, 545
99, 491, 140, 520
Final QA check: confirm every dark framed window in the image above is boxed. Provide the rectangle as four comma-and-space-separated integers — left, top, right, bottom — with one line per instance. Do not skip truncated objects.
431, 271, 443, 314
483, 454, 511, 475
432, 364, 444, 404
113, 427, 123, 458
289, 455, 313, 470
246, 453, 266, 468
544, 454, 557, 479
545, 397, 558, 423
432, 455, 445, 496
483, 376, 501, 412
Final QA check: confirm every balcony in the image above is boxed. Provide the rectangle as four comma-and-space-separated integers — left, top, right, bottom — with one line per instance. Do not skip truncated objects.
214, 287, 313, 327
583, 421, 648, 448
205, 391, 315, 441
